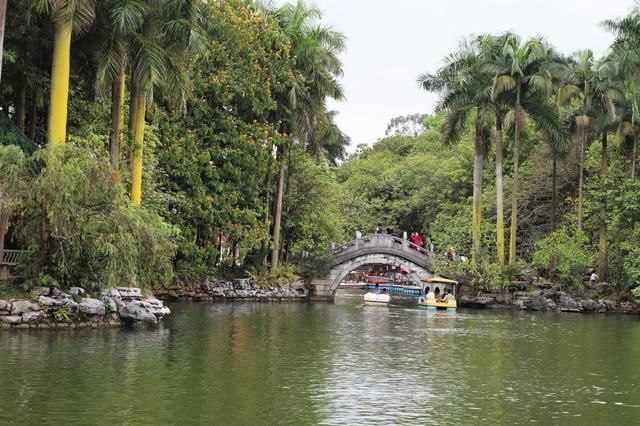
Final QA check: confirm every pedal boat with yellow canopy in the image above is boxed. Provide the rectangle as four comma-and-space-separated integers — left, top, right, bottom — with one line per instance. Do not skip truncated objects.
417, 277, 458, 310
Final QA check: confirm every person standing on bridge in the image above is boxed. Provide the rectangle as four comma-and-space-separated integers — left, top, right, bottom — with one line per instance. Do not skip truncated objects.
375, 224, 383, 234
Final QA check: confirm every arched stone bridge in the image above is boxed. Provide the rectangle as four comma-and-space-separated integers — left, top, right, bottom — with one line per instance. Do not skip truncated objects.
308, 233, 438, 301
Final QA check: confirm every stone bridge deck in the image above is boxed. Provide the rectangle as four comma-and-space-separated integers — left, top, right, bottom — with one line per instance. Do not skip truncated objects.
308, 234, 437, 301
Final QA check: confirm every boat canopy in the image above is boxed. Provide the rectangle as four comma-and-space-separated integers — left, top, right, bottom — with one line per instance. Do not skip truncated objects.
421, 277, 459, 285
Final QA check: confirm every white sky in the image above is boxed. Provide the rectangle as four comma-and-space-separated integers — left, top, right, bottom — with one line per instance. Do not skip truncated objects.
277, 0, 636, 151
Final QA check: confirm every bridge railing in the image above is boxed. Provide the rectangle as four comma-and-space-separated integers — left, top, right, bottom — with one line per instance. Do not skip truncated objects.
0, 249, 27, 279
332, 233, 431, 257
0, 249, 26, 266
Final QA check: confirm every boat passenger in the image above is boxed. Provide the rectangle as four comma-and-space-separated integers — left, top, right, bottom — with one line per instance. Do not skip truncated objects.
425, 286, 435, 300
373, 283, 381, 294
434, 287, 441, 300
440, 288, 455, 303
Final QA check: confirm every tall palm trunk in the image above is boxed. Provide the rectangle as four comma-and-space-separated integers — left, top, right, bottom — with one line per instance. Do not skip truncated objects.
47, 23, 72, 145
0, 0, 7, 84
28, 88, 38, 141
130, 93, 146, 206
577, 130, 586, 232
495, 115, 505, 265
471, 123, 483, 261
270, 144, 286, 272
509, 89, 521, 264
0, 214, 8, 254
16, 76, 26, 131
632, 133, 637, 180
109, 64, 125, 169
551, 150, 557, 232
128, 81, 139, 147
598, 131, 608, 281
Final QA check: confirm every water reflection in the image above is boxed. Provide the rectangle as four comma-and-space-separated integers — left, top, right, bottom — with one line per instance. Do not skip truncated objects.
0, 292, 639, 425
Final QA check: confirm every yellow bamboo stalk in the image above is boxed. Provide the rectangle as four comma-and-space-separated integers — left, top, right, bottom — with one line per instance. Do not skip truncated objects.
130, 94, 146, 206
47, 23, 72, 145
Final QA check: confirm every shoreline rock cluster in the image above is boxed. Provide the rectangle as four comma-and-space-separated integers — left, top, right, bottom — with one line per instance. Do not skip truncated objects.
0, 286, 171, 329
459, 284, 639, 314
154, 278, 309, 302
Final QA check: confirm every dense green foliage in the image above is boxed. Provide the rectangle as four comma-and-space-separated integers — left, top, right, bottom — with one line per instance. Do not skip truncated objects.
0, 0, 348, 293
1, 0, 640, 299
532, 228, 593, 287
1, 145, 176, 290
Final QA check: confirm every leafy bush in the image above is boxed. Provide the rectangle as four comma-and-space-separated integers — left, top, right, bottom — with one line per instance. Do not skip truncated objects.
622, 225, 640, 289
12, 145, 177, 291
532, 227, 593, 287
246, 264, 297, 288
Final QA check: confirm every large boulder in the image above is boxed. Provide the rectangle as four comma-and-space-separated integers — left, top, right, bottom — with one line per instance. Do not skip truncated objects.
0, 315, 22, 325
143, 298, 171, 317
233, 278, 251, 290
523, 295, 551, 311
103, 288, 126, 310
68, 287, 85, 297
65, 300, 80, 316
0, 300, 11, 314
558, 294, 582, 312
11, 300, 42, 315
118, 301, 158, 323
38, 295, 67, 307
79, 298, 106, 316
116, 287, 142, 300
22, 311, 45, 324
581, 299, 598, 312
101, 296, 117, 313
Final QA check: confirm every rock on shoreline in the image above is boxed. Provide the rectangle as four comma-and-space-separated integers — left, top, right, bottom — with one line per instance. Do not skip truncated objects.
0, 286, 171, 330
459, 286, 640, 314
154, 278, 309, 302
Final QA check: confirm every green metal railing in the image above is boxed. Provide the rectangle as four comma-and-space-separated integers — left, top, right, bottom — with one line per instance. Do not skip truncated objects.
0, 112, 39, 154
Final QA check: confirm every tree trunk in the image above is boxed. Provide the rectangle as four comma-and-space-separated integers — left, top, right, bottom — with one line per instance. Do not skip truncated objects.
0, 0, 7, 84
551, 150, 557, 232
577, 131, 585, 233
495, 116, 505, 265
16, 76, 26, 131
130, 94, 146, 206
598, 131, 608, 281
28, 88, 38, 141
109, 64, 125, 170
0, 213, 8, 254
509, 92, 521, 265
128, 81, 139, 166
472, 126, 483, 261
270, 144, 286, 272
47, 23, 72, 145
632, 133, 637, 180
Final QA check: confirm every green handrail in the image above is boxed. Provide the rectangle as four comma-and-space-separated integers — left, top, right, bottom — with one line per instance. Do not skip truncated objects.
0, 112, 39, 154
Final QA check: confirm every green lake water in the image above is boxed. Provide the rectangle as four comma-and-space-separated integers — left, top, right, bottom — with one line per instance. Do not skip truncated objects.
1, 289, 640, 425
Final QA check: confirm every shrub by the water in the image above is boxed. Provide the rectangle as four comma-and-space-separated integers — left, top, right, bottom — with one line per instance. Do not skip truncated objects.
7, 146, 177, 292
532, 228, 593, 287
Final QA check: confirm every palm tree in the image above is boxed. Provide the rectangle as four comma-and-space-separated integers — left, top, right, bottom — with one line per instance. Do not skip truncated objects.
268, 0, 345, 271
305, 110, 350, 165
604, 10, 640, 179
556, 52, 624, 280
127, 0, 205, 205
0, 0, 8, 85
419, 37, 497, 262
94, 0, 147, 169
489, 34, 559, 264
35, 0, 96, 146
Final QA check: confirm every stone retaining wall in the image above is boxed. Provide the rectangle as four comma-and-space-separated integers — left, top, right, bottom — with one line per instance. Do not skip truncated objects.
0, 286, 171, 329
154, 278, 309, 302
